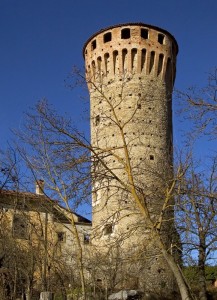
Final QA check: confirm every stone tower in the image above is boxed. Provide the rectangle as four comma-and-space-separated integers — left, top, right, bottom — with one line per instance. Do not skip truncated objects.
83, 23, 178, 298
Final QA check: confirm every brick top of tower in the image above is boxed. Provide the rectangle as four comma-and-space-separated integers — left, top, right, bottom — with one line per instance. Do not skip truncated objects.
83, 22, 178, 57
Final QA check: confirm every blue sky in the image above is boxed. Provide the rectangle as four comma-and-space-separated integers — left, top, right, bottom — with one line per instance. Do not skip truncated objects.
0, 0, 216, 158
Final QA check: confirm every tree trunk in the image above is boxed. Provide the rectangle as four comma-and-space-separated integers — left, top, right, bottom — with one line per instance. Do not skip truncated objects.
67, 210, 87, 300
25, 284, 31, 300
161, 249, 193, 300
198, 240, 207, 300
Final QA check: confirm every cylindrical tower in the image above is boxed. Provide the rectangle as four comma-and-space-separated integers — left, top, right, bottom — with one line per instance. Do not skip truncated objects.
83, 23, 178, 298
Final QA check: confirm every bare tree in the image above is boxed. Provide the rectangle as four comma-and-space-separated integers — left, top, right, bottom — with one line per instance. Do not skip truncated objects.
176, 155, 217, 300
177, 67, 217, 139
12, 74, 195, 300
0, 148, 21, 191
13, 105, 91, 300
175, 67, 217, 299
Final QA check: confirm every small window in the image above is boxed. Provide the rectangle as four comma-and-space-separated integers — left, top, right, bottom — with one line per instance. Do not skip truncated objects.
91, 40, 97, 50
141, 28, 148, 39
104, 224, 113, 235
95, 115, 100, 126
84, 233, 90, 244
150, 155, 154, 161
104, 32, 112, 43
57, 231, 66, 242
137, 103, 141, 109
158, 34, 164, 45
121, 28, 130, 39
13, 214, 28, 239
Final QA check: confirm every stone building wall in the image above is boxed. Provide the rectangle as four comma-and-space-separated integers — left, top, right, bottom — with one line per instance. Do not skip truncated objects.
83, 23, 178, 298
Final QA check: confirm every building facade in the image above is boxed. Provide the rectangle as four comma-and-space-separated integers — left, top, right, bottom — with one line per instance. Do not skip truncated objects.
0, 186, 91, 299
83, 23, 178, 297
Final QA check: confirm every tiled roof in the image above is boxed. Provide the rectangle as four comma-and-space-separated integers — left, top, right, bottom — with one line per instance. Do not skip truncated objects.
0, 189, 91, 224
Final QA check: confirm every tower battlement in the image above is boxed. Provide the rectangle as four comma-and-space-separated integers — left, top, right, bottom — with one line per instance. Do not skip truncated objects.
84, 23, 178, 86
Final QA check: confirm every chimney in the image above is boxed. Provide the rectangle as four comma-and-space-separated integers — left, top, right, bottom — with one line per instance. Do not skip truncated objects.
35, 179, 44, 195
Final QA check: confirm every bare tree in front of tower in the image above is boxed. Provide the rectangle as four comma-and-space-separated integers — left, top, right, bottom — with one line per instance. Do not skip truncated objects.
14, 87, 193, 299
83, 70, 193, 299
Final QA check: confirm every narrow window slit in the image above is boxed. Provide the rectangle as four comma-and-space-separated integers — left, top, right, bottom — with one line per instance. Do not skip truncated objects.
92, 61, 96, 79
104, 53, 109, 75
122, 49, 128, 73
149, 51, 155, 74
131, 48, 137, 71
95, 115, 100, 126
113, 50, 118, 74
158, 54, 164, 75
141, 49, 146, 72
97, 57, 102, 74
